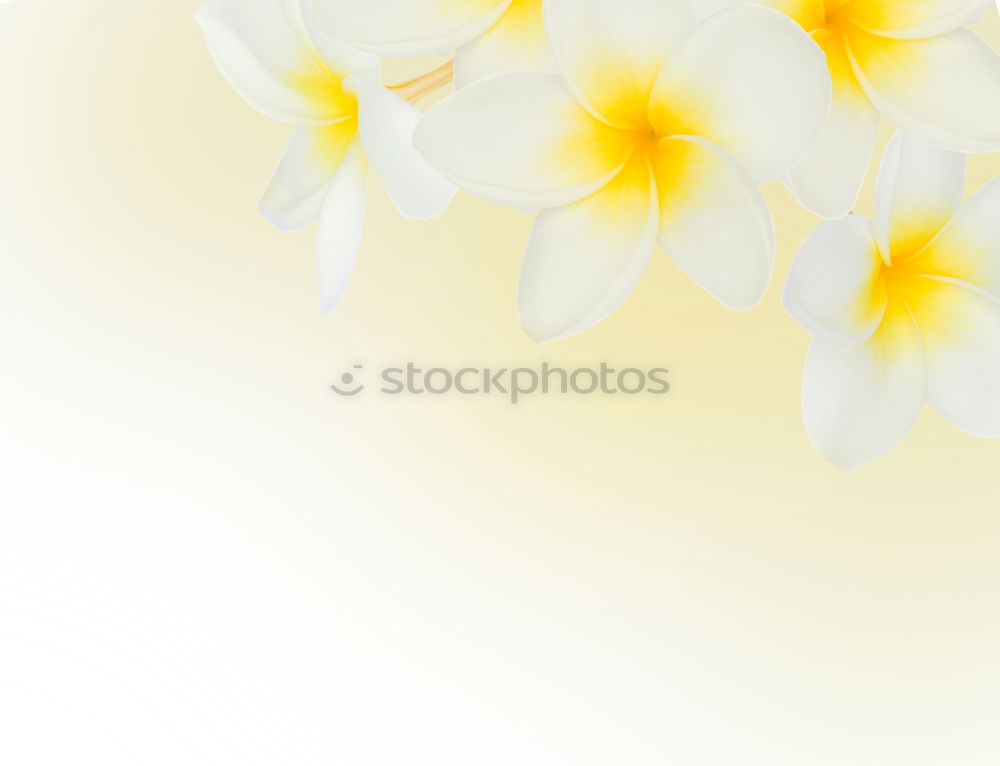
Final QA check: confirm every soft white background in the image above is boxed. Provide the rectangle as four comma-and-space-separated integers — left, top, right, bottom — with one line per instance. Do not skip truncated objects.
3, 2, 1000, 764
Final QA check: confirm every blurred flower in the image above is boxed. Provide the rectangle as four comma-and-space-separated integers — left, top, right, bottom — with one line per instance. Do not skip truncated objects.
197, 0, 454, 311
697, 0, 1000, 218
415, 0, 830, 342
312, 0, 552, 88
785, 131, 1000, 470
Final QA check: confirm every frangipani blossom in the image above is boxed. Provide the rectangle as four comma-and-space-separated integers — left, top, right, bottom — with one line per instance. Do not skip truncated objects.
698, 0, 1000, 219
197, 0, 454, 311
312, 0, 552, 88
414, 0, 831, 342
784, 131, 1000, 471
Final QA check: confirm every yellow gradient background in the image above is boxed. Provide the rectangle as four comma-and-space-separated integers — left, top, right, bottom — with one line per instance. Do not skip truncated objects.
2, 2, 1000, 764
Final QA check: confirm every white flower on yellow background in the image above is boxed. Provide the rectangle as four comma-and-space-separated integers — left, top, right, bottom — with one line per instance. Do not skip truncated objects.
414, 0, 831, 343
697, 0, 1000, 219
197, 0, 455, 311
312, 0, 552, 88
785, 131, 1000, 471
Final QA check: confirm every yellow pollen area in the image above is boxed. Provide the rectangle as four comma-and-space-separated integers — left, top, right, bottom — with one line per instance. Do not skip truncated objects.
819, 0, 856, 31
866, 244, 959, 348
494, 0, 544, 41
568, 67, 722, 210
284, 47, 359, 161
879, 252, 939, 313
285, 58, 357, 121
613, 122, 671, 180
541, 101, 634, 182
602, 76, 672, 149
577, 117, 700, 218
779, 0, 888, 95
313, 117, 360, 171
809, 7, 858, 85
630, 126, 663, 155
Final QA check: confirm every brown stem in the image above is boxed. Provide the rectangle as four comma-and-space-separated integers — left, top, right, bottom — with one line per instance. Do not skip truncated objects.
387, 60, 455, 105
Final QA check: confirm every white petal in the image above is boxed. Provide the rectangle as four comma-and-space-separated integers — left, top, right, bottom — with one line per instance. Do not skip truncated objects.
518, 154, 658, 343
689, 0, 733, 19
850, 0, 993, 40
454, 0, 554, 89
905, 177, 1000, 302
784, 35, 881, 219
415, 73, 634, 210
197, 0, 356, 123
874, 131, 965, 262
345, 77, 455, 220
802, 311, 926, 471
260, 121, 355, 230
316, 143, 367, 312
848, 28, 1000, 152
543, 0, 695, 128
784, 215, 887, 349
306, 24, 379, 81
311, 0, 510, 56
690, 0, 826, 24
654, 137, 774, 311
650, 5, 831, 183
922, 282, 1000, 437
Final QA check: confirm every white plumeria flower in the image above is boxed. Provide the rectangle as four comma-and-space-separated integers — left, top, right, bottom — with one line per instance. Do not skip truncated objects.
413, 0, 831, 343
197, 0, 455, 311
312, 0, 553, 88
697, 0, 1000, 219
784, 131, 1000, 471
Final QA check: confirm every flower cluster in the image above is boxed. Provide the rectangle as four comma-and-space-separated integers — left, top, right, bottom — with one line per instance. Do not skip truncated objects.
198, 0, 1000, 469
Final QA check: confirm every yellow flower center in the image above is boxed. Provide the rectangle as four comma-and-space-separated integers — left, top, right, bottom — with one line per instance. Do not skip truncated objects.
877, 252, 937, 320
496, 0, 544, 37
630, 124, 666, 156
286, 48, 359, 169
286, 45, 358, 122
819, 0, 855, 32
785, 0, 882, 93
868, 233, 964, 343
